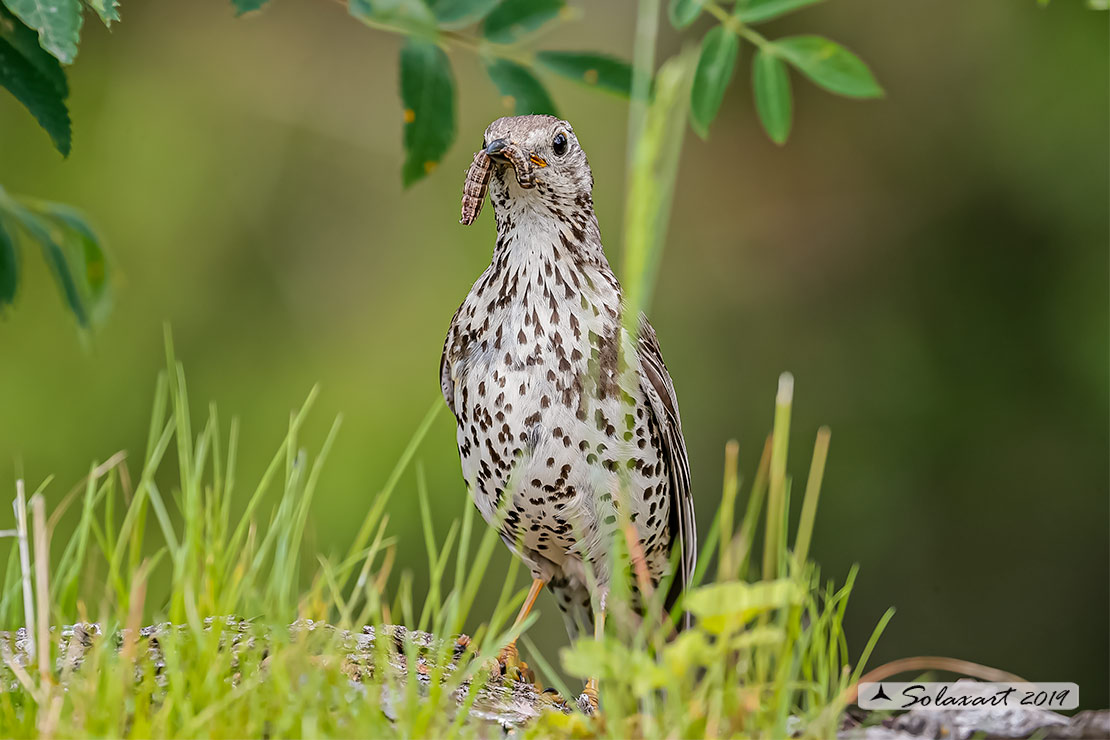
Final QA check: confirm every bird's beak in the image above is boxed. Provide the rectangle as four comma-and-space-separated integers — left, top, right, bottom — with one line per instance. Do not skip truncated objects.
485, 138, 511, 162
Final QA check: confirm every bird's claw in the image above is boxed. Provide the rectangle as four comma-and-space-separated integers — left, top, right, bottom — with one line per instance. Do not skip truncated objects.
496, 643, 519, 670
578, 684, 600, 715
503, 660, 535, 685
496, 644, 536, 685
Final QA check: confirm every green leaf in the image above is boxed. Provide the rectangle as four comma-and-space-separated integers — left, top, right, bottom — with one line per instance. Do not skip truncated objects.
668, 0, 705, 29
685, 579, 803, 634
0, 5, 67, 96
485, 59, 557, 117
32, 201, 109, 316
399, 38, 456, 187
0, 217, 17, 309
2, 0, 84, 64
5, 197, 110, 326
774, 35, 883, 98
689, 25, 738, 138
86, 0, 120, 26
561, 638, 671, 693
482, 0, 563, 44
3, 206, 82, 325
535, 51, 632, 97
735, 0, 825, 24
349, 0, 437, 35
0, 189, 111, 326
231, 0, 270, 15
752, 49, 791, 144
0, 37, 71, 155
428, 0, 499, 27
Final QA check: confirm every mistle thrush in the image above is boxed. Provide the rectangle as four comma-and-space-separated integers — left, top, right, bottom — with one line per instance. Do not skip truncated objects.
440, 115, 696, 704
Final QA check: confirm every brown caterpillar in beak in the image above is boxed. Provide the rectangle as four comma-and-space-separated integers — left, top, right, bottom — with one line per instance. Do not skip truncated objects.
460, 150, 492, 225
459, 143, 537, 226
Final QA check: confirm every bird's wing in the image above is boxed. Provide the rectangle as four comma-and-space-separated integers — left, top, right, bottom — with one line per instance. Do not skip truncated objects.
636, 314, 696, 626
440, 310, 461, 418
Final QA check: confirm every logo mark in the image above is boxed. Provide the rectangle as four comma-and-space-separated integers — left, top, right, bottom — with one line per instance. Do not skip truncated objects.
869, 684, 891, 702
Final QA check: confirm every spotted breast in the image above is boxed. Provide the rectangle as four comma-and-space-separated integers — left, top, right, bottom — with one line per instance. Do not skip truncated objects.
441, 115, 695, 640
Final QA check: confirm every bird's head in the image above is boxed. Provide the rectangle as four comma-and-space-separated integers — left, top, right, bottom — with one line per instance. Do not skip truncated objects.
481, 115, 594, 210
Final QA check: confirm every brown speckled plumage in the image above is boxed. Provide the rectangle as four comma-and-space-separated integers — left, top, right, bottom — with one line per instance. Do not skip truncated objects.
441, 115, 695, 638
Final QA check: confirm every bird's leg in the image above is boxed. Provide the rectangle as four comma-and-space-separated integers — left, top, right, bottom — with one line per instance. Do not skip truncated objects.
497, 577, 545, 676
580, 607, 606, 714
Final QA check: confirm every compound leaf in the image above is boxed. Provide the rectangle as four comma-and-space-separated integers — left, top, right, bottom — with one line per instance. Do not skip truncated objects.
535, 51, 632, 97
690, 24, 738, 137
668, 0, 705, 29
482, 0, 563, 44
485, 59, 558, 116
774, 35, 883, 98
735, 0, 825, 24
752, 48, 791, 144
429, 0, 499, 27
399, 38, 456, 186
349, 0, 438, 35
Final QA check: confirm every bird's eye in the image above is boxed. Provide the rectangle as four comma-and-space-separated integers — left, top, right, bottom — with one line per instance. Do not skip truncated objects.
482, 137, 488, 149
552, 132, 568, 156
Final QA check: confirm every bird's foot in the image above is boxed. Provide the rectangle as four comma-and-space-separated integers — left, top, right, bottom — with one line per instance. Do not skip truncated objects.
496, 641, 518, 669
496, 643, 536, 685
577, 681, 600, 715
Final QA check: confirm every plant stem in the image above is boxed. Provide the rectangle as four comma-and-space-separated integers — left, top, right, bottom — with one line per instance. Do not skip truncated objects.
705, 1, 771, 48
626, 0, 660, 173
333, 0, 542, 69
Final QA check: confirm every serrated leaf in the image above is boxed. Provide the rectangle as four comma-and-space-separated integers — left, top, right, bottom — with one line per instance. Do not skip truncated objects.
0, 37, 71, 155
482, 0, 563, 44
0, 5, 67, 96
535, 51, 632, 97
399, 39, 455, 187
2, 0, 84, 64
752, 49, 791, 144
735, 0, 825, 24
231, 0, 270, 16
349, 0, 437, 35
429, 0, 498, 27
689, 25, 738, 137
86, 0, 120, 26
485, 59, 557, 116
668, 0, 705, 29
0, 217, 17, 309
774, 35, 883, 98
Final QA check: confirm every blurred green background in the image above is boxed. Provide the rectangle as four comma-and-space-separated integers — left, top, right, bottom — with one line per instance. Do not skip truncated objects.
1, 0, 1107, 705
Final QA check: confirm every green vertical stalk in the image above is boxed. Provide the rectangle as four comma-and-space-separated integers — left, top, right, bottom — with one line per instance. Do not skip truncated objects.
626, 0, 660, 172
621, 48, 697, 321
793, 426, 830, 569
763, 372, 793, 581
718, 439, 740, 579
